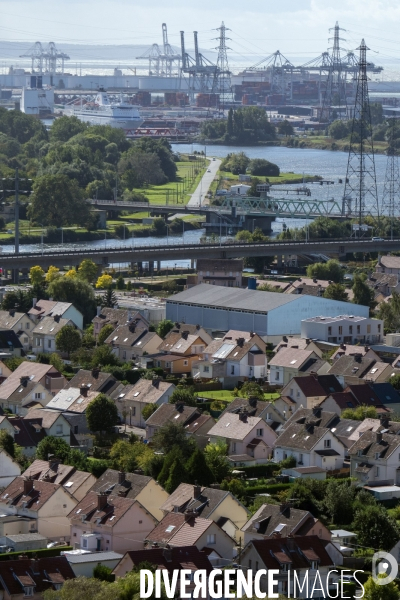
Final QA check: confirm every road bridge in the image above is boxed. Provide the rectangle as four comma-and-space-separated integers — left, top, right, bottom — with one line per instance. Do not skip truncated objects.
0, 237, 398, 273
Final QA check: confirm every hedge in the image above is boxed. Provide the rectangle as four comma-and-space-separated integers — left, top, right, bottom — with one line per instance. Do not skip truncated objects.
239, 464, 280, 478
246, 483, 292, 495
0, 546, 72, 561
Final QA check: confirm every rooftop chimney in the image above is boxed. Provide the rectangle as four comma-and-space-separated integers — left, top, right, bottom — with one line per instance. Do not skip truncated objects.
193, 483, 201, 499
376, 432, 383, 443
286, 535, 296, 551
175, 322, 180, 329
9, 309, 15, 318
184, 509, 195, 522
96, 306, 101, 317
23, 477, 34, 495
152, 377, 160, 389
118, 471, 125, 485
175, 402, 184, 413
239, 409, 248, 423
237, 337, 245, 348
181, 331, 189, 340
380, 415, 390, 429
91, 367, 100, 378
20, 376, 30, 387
97, 492, 108, 511
196, 324, 200, 330
312, 407, 321, 417
53, 314, 60, 323
80, 385, 89, 397
32, 298, 37, 309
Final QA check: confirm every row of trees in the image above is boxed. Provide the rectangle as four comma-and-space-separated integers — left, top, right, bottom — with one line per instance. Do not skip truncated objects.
201, 106, 276, 144
220, 151, 280, 176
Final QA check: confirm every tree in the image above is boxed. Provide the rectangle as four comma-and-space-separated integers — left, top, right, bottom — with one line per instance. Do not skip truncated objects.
93, 565, 115, 583
168, 386, 197, 407
323, 283, 349, 302
65, 269, 77, 279
109, 440, 138, 472
49, 115, 88, 142
235, 381, 264, 400
389, 374, 400, 391
328, 119, 351, 140
28, 174, 90, 227
152, 422, 195, 458
0, 430, 15, 457
323, 480, 357, 525
48, 277, 97, 326
1, 289, 33, 313
98, 324, 115, 345
43, 576, 118, 600
249, 158, 280, 177
186, 447, 214, 486
353, 504, 400, 551
377, 291, 400, 333
156, 319, 174, 339
45, 266, 61, 283
306, 259, 343, 283
91, 344, 120, 367
56, 325, 82, 358
341, 405, 378, 420
36, 436, 71, 462
227, 108, 234, 137
78, 259, 98, 283
100, 288, 118, 308
353, 274, 376, 309
278, 120, 294, 137
30, 265, 45, 286
165, 458, 189, 494
363, 574, 400, 600
116, 275, 125, 290
96, 274, 113, 289
142, 403, 158, 420
204, 440, 231, 482
86, 393, 119, 436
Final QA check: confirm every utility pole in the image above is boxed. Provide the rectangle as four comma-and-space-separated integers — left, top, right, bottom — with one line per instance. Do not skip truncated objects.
382, 118, 400, 240
343, 40, 379, 233
212, 22, 233, 112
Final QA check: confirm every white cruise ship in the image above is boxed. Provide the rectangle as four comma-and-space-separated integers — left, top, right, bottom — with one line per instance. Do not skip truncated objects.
64, 90, 143, 131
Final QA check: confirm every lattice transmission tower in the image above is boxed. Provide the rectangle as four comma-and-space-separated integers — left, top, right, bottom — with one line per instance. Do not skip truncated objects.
321, 22, 347, 122
343, 40, 379, 228
382, 118, 400, 239
212, 22, 233, 109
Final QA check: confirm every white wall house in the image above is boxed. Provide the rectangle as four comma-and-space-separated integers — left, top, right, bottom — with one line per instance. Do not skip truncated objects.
301, 315, 384, 345
274, 425, 346, 471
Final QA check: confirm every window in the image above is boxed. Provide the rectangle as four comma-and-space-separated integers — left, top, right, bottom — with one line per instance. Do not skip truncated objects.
26, 323, 30, 329
122, 351, 126, 359
349, 325, 353, 334
311, 561, 318, 570
324, 439, 331, 448
338, 326, 343, 335
367, 324, 371, 333
256, 428, 263, 437
24, 337, 28, 343
357, 325, 361, 334
132, 407, 136, 416
231, 365, 235, 375
281, 564, 289, 573
328, 327, 332, 335
376, 466, 380, 477
34, 393, 41, 400
24, 587, 33, 597
48, 339, 52, 349
56, 424, 63, 434
232, 442, 236, 453
183, 360, 188, 366
299, 453, 303, 464
74, 426, 78, 434
290, 389, 293, 396
275, 371, 280, 381
378, 324, 381, 332
207, 534, 216, 545
203, 366, 210, 373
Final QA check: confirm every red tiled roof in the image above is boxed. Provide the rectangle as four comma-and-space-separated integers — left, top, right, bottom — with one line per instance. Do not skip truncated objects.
0, 556, 75, 595
251, 536, 333, 569
68, 491, 147, 527
0, 478, 60, 512
146, 513, 213, 547
120, 546, 213, 575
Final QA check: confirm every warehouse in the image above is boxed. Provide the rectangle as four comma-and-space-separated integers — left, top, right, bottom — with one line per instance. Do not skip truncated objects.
166, 284, 369, 342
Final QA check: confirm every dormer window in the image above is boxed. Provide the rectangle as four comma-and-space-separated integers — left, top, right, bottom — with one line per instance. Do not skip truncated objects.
24, 587, 34, 597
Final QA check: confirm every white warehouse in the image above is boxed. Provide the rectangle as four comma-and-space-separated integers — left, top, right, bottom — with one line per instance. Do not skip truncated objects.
166, 284, 369, 341
301, 315, 384, 345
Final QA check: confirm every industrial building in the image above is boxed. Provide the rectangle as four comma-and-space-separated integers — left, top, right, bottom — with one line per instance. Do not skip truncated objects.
166, 284, 369, 341
301, 315, 384, 345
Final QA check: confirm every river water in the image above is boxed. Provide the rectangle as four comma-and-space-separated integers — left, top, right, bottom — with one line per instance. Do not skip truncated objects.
7, 144, 391, 268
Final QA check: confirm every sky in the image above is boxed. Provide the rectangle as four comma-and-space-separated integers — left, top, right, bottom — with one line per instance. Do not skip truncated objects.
2, 0, 400, 72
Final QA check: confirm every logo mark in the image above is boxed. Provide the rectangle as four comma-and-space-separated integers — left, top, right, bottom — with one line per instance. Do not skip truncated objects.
372, 551, 398, 585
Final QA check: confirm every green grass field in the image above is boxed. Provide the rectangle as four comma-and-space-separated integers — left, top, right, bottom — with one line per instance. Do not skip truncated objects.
218, 170, 319, 188
141, 160, 208, 206
198, 390, 280, 402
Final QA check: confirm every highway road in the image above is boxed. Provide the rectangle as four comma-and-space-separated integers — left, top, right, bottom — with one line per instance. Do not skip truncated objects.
0, 237, 399, 271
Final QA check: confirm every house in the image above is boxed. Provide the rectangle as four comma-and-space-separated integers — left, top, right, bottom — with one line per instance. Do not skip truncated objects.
160, 323, 212, 349
376, 254, 400, 275
159, 482, 249, 541
0, 330, 24, 358
372, 383, 400, 414
230, 184, 250, 195
0, 415, 18, 438
145, 403, 204, 442
63, 550, 123, 578
219, 397, 285, 430
331, 344, 380, 362
88, 469, 169, 521
328, 354, 391, 386
269, 348, 328, 387
9, 417, 47, 457
273, 408, 346, 470
105, 322, 162, 362
192, 331, 267, 385
110, 378, 175, 428
0, 309, 35, 352
207, 411, 278, 464
166, 284, 368, 342
274, 336, 323, 356
281, 374, 343, 410
0, 477, 77, 540
23, 409, 72, 445
145, 511, 235, 559
150, 353, 199, 375
241, 502, 331, 544
65, 368, 118, 394
0, 556, 75, 599
319, 386, 390, 416
240, 536, 335, 598
331, 529, 357, 556
32, 315, 78, 355
0, 449, 21, 488
22, 459, 96, 502
0, 514, 37, 542
0, 361, 67, 414
349, 429, 400, 485
92, 307, 148, 340
68, 491, 158, 554
113, 546, 213, 590
366, 271, 400, 299
28, 298, 84, 330
301, 315, 384, 345
283, 277, 332, 297
188, 258, 244, 289
45, 386, 102, 438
